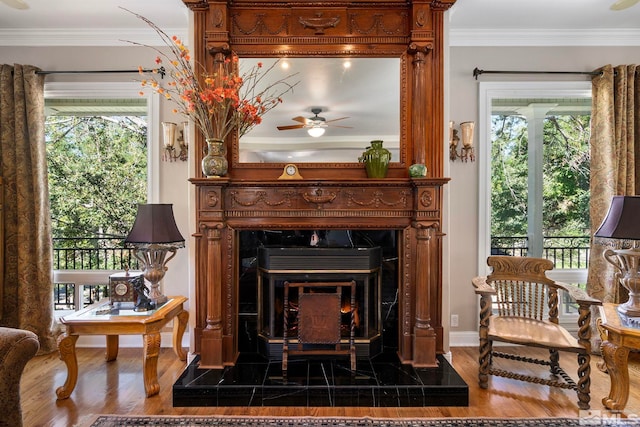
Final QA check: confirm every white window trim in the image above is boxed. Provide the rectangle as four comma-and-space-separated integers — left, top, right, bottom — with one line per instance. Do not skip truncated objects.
477, 81, 592, 276
44, 82, 160, 202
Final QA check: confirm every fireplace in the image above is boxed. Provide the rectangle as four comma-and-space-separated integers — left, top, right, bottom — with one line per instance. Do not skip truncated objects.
236, 232, 397, 359
190, 178, 448, 369
183, 0, 455, 371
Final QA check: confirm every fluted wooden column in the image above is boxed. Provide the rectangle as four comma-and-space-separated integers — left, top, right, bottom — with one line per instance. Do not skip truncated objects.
412, 222, 438, 367
199, 223, 224, 368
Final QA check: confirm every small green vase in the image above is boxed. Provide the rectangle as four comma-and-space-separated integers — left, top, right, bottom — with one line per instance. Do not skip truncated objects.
359, 140, 391, 178
202, 138, 228, 178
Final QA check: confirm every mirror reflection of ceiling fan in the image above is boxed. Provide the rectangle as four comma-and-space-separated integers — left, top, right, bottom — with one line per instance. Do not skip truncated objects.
0, 0, 29, 9
611, 0, 640, 10
277, 108, 351, 138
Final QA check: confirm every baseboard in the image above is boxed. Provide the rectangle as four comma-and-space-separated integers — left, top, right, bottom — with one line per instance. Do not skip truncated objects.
75, 331, 189, 348
449, 331, 479, 347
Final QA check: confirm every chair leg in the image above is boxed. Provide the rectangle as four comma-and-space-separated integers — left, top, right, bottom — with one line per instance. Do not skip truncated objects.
576, 352, 591, 410
478, 337, 491, 388
549, 349, 560, 375
478, 295, 492, 388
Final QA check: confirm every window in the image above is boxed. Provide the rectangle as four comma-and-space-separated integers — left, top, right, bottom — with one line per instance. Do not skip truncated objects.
44, 82, 160, 312
478, 82, 592, 322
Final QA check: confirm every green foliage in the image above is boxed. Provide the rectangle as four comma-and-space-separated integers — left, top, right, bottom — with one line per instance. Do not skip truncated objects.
46, 115, 148, 240
491, 113, 590, 238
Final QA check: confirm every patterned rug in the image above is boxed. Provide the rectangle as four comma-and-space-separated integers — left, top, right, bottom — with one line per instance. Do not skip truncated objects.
88, 416, 640, 427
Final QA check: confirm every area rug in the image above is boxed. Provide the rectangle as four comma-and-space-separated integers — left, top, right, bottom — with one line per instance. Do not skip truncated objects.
88, 416, 640, 427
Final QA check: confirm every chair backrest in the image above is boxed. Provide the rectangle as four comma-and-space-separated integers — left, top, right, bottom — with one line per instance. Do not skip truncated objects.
486, 256, 559, 322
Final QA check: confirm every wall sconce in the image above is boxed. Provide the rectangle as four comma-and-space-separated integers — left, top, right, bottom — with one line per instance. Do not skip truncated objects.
162, 121, 189, 162
449, 121, 475, 162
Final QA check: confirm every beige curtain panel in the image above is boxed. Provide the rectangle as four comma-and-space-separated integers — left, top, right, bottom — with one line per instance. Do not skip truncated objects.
0, 64, 57, 353
587, 64, 640, 303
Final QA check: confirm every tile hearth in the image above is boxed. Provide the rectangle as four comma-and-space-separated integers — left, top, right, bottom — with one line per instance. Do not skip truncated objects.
173, 351, 469, 407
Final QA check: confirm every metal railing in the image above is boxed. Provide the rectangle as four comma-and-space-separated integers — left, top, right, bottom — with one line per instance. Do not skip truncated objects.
53, 237, 138, 311
491, 235, 591, 320
491, 235, 591, 269
53, 237, 138, 270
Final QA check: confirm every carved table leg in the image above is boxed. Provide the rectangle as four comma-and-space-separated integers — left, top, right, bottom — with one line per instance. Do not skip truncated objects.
172, 309, 189, 361
142, 331, 161, 397
601, 339, 630, 410
105, 335, 119, 362
56, 334, 79, 399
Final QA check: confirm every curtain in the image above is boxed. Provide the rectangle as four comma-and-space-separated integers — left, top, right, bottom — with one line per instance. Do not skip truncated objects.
587, 64, 640, 303
0, 64, 58, 353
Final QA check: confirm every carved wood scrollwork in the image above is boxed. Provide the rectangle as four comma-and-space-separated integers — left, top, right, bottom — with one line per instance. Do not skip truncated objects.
302, 189, 337, 208
348, 12, 408, 36
419, 188, 433, 208
229, 190, 294, 208
298, 13, 341, 35
232, 13, 289, 35
345, 190, 410, 208
206, 190, 220, 208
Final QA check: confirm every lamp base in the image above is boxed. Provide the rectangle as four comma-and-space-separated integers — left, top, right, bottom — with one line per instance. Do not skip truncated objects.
617, 298, 640, 317
149, 285, 168, 306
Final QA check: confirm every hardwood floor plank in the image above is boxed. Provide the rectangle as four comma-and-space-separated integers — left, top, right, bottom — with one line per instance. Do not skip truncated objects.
18, 346, 640, 427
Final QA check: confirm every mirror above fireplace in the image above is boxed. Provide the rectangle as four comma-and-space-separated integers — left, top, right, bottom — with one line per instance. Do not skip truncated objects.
237, 57, 402, 165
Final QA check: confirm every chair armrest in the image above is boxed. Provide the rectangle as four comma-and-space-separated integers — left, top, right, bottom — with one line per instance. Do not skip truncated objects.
472, 276, 496, 296
555, 281, 601, 306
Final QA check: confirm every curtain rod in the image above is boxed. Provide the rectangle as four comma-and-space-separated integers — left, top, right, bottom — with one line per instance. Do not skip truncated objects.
473, 67, 601, 80
34, 67, 165, 77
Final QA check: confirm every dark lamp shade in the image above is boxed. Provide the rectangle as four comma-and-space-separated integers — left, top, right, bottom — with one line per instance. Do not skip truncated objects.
125, 204, 185, 244
594, 196, 640, 240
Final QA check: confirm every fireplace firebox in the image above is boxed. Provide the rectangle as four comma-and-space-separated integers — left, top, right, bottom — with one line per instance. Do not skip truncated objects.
256, 246, 383, 359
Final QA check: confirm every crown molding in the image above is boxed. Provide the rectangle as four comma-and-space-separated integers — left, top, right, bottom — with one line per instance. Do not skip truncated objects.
0, 27, 188, 47
450, 28, 640, 47
2, 27, 638, 47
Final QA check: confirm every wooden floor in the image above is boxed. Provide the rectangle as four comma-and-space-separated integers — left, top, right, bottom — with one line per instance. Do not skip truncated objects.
20, 346, 640, 427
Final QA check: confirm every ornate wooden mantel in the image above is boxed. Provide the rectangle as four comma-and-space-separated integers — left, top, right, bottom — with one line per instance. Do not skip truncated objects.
183, 0, 456, 368
191, 178, 448, 368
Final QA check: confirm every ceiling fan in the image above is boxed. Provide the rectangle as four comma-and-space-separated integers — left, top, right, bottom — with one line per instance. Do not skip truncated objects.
0, 0, 29, 9
277, 108, 351, 137
611, 0, 640, 10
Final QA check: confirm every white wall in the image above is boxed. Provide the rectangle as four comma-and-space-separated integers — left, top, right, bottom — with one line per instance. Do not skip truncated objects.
447, 46, 640, 344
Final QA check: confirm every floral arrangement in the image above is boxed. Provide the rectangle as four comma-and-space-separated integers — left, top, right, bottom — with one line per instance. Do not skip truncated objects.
124, 9, 299, 142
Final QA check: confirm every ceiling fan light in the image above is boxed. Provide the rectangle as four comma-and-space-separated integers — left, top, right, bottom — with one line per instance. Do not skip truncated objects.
307, 127, 325, 138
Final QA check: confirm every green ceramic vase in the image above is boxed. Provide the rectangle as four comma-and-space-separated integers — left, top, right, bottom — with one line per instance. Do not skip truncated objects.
202, 138, 228, 178
360, 140, 391, 178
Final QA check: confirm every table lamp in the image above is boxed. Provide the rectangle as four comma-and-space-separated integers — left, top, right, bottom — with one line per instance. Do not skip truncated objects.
125, 204, 185, 306
594, 195, 640, 316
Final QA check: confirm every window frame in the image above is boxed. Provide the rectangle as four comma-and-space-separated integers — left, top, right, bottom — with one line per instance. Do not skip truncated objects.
44, 81, 160, 202
477, 81, 592, 321
45, 82, 160, 316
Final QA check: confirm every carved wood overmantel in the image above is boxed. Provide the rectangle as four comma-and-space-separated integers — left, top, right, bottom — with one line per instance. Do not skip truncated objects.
183, 0, 455, 368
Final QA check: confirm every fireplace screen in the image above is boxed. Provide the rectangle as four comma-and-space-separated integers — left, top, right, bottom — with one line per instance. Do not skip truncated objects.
257, 245, 382, 359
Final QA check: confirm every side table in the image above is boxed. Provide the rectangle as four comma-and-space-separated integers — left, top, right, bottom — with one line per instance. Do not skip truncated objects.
598, 302, 640, 411
56, 296, 188, 399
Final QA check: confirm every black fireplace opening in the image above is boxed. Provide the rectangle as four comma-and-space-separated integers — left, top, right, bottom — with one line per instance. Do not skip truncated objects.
237, 230, 399, 358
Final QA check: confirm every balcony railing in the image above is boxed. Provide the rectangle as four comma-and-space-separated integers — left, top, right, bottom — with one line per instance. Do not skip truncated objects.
53, 237, 138, 311
491, 235, 591, 270
53, 237, 138, 270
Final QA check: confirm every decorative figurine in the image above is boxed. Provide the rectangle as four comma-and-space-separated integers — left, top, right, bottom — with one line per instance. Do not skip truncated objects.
132, 280, 155, 312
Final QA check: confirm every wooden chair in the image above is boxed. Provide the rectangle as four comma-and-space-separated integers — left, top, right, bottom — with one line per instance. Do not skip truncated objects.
472, 256, 601, 409
282, 281, 356, 378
